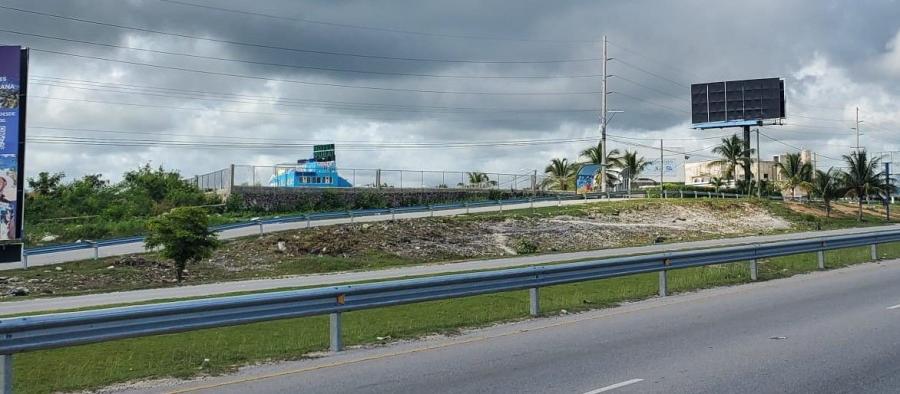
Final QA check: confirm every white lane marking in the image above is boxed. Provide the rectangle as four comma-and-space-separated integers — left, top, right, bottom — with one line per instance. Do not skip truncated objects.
887, 304, 900, 310
583, 378, 644, 394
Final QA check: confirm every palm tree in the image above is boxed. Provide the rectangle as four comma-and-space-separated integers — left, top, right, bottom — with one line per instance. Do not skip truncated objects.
467, 172, 490, 188
709, 135, 754, 190
580, 142, 622, 187
775, 152, 812, 200
620, 150, 651, 194
543, 158, 577, 191
841, 151, 888, 221
710, 177, 725, 193
811, 168, 844, 218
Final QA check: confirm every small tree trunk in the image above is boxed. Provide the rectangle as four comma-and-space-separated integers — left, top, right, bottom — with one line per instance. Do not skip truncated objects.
175, 260, 185, 283
825, 200, 831, 218
858, 198, 864, 221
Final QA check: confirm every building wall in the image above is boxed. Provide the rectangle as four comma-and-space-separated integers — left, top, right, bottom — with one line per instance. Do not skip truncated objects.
684, 160, 779, 186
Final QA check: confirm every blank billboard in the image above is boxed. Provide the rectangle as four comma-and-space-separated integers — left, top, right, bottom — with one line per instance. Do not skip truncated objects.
691, 78, 785, 125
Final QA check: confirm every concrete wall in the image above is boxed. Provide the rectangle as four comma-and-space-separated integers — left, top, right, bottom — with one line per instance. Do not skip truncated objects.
228, 186, 550, 212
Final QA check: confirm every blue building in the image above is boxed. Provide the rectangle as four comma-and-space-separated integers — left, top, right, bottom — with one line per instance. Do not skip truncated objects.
269, 144, 353, 188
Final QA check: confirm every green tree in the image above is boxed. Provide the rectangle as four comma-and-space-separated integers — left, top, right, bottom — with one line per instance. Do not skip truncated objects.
709, 135, 754, 189
775, 152, 813, 200
543, 158, 577, 191
579, 141, 622, 187
620, 150, 651, 194
811, 168, 844, 218
145, 207, 220, 282
710, 176, 725, 193
27, 172, 65, 196
841, 151, 888, 221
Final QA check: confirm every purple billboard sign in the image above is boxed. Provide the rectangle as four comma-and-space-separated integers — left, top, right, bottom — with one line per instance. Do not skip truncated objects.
0, 46, 26, 246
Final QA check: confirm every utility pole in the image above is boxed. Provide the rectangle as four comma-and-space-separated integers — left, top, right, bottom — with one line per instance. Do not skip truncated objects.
855, 107, 861, 154
756, 128, 761, 198
600, 35, 609, 193
885, 162, 892, 221
660, 139, 664, 196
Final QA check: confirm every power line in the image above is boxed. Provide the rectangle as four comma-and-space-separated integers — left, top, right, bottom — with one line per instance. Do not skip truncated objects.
610, 91, 689, 115
610, 58, 689, 88
610, 74, 688, 103
157, 0, 600, 44
0, 4, 603, 64
606, 41, 704, 81
758, 130, 842, 162
30, 79, 602, 115
31, 48, 605, 96
0, 29, 604, 80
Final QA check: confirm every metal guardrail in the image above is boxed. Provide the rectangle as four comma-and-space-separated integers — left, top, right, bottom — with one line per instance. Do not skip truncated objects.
21, 190, 759, 267
0, 226, 897, 392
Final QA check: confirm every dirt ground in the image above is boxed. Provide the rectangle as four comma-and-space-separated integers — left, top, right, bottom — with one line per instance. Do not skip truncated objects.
228, 200, 792, 264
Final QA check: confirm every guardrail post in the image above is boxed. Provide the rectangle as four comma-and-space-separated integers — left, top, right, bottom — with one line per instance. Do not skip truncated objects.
21, 254, 27, 269
871, 243, 878, 261
305, 214, 311, 229
429, 205, 434, 217
529, 287, 540, 316
390, 208, 396, 221
707, 191, 711, 198
258, 221, 264, 236
817, 249, 825, 270
465, 202, 470, 214
658, 270, 667, 297
750, 259, 758, 281
498, 200, 503, 212
348, 211, 354, 223
557, 196, 561, 207
529, 197, 534, 211
679, 190, 683, 199
330, 312, 343, 352
92, 242, 99, 260
0, 354, 10, 394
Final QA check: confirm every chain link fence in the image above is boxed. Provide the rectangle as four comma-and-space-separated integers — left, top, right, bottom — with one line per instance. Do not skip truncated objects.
193, 165, 546, 192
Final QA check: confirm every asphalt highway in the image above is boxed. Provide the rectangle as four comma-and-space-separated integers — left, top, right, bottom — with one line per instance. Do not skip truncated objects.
4, 224, 899, 316
130, 259, 900, 394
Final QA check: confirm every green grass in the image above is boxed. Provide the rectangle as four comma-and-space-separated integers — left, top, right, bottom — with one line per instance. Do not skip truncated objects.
14, 240, 900, 393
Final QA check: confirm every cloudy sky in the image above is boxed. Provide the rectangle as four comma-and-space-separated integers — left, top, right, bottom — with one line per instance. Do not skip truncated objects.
2, 0, 900, 184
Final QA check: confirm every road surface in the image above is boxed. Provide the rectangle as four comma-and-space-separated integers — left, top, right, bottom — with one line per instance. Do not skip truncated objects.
4, 224, 900, 316
125, 259, 900, 394
12, 197, 606, 269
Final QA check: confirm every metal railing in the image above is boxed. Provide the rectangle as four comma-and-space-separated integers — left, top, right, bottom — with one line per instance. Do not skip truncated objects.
1, 227, 898, 392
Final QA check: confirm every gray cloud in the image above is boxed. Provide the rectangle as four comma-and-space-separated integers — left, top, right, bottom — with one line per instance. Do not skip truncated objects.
0, 0, 897, 182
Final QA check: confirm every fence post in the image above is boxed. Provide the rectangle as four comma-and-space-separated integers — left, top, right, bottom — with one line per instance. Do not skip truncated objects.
529, 287, 540, 316
330, 312, 343, 352
871, 243, 878, 261
0, 353, 11, 394
750, 259, 758, 281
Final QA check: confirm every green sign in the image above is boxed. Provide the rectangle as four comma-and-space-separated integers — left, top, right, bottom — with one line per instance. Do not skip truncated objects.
313, 144, 335, 162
